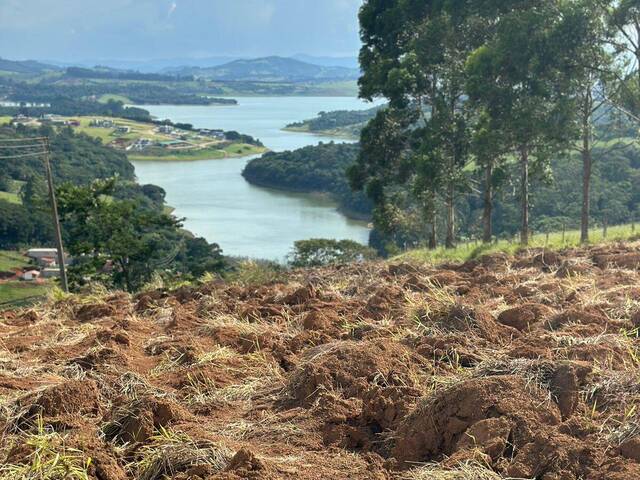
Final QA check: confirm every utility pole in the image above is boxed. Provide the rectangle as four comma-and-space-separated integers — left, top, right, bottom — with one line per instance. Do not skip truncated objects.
42, 137, 69, 293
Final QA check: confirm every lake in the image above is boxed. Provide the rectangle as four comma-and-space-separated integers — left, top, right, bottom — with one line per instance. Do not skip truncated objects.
132, 97, 379, 261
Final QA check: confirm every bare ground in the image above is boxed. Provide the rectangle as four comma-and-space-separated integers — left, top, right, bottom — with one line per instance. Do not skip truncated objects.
2, 242, 640, 479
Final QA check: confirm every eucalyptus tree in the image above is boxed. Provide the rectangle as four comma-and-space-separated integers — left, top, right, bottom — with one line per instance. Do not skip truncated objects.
602, 0, 640, 120
466, 1, 591, 245
570, 0, 617, 243
353, 0, 484, 249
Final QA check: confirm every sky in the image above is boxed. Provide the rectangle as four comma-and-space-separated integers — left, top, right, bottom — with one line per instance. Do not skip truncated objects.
0, 0, 363, 63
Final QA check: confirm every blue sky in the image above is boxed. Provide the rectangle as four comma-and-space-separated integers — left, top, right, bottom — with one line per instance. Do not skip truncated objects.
0, 0, 363, 62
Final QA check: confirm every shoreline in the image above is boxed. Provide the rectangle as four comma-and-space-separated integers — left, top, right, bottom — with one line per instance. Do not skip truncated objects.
241, 176, 371, 224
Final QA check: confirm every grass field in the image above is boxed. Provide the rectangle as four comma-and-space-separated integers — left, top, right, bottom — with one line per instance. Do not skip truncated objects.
0, 251, 29, 272
397, 223, 640, 264
129, 143, 266, 162
0, 191, 20, 204
0, 282, 49, 305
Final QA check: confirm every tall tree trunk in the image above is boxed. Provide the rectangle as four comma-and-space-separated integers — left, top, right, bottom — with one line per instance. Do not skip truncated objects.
482, 159, 493, 243
520, 146, 529, 246
445, 183, 455, 249
428, 200, 438, 249
581, 133, 592, 245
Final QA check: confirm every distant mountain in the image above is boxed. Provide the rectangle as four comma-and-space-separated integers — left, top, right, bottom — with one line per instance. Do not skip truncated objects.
292, 54, 359, 69
170, 56, 360, 83
0, 57, 59, 75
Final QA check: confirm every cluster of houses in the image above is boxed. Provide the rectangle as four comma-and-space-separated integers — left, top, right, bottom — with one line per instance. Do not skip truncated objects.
9, 114, 80, 128
18, 248, 71, 282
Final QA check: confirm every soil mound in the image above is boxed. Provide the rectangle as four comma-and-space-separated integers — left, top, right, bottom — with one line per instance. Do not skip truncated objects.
287, 339, 426, 406
392, 375, 561, 464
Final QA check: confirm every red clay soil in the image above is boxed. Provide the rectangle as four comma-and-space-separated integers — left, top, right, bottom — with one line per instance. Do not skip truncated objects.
2, 242, 640, 479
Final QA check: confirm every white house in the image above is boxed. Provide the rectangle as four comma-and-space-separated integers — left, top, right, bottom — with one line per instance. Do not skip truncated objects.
21, 270, 41, 281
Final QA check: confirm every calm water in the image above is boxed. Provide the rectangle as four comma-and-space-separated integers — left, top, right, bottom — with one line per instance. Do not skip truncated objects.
132, 97, 380, 261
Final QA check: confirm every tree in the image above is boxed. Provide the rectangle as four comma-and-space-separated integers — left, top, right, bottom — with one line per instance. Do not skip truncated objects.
603, 0, 640, 121
354, 0, 482, 250
466, 2, 591, 245
57, 179, 182, 292
288, 239, 377, 268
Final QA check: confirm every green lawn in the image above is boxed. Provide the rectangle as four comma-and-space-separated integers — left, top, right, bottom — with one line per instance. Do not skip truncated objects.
129, 144, 267, 162
396, 223, 640, 264
0, 251, 28, 271
0, 282, 49, 306
0, 191, 20, 204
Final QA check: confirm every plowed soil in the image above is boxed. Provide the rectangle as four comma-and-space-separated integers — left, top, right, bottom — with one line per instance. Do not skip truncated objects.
3, 242, 640, 479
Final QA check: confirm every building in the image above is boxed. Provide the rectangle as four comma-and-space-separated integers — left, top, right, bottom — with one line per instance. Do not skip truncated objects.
26, 248, 59, 261
159, 140, 193, 150
90, 119, 115, 128
128, 138, 154, 152
115, 125, 131, 134
157, 125, 174, 134
26, 248, 70, 266
21, 270, 41, 281
41, 268, 61, 279
199, 129, 225, 140
65, 119, 81, 127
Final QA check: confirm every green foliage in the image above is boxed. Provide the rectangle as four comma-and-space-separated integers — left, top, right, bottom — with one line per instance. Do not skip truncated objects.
288, 238, 377, 268
224, 259, 285, 286
286, 106, 383, 135
56, 179, 226, 292
243, 142, 372, 217
0, 126, 135, 249
0, 419, 91, 479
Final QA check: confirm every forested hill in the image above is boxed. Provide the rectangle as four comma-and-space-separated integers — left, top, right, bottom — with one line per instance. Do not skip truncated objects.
170, 56, 360, 83
285, 105, 382, 137
0, 125, 134, 184
242, 142, 372, 218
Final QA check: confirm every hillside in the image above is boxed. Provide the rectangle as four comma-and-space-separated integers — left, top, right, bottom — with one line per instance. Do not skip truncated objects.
2, 243, 640, 478
171, 56, 360, 83
242, 142, 372, 218
0, 57, 59, 75
285, 105, 383, 138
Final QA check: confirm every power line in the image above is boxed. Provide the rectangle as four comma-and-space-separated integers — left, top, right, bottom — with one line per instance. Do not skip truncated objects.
0, 137, 69, 293
0, 144, 50, 149
0, 151, 47, 160
0, 137, 47, 143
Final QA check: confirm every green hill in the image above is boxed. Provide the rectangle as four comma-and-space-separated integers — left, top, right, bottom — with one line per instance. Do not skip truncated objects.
171, 56, 360, 83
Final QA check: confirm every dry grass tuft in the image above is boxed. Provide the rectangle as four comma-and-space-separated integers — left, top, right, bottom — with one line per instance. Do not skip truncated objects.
131, 427, 233, 480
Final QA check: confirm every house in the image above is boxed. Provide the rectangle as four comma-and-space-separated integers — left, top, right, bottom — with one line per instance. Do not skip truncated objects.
199, 129, 225, 140
128, 138, 154, 152
65, 119, 81, 127
26, 248, 70, 266
90, 119, 115, 128
41, 268, 61, 279
157, 125, 174, 134
36, 256, 57, 268
110, 138, 131, 149
115, 125, 131, 134
26, 248, 59, 261
21, 270, 41, 281
159, 140, 193, 150
11, 115, 37, 127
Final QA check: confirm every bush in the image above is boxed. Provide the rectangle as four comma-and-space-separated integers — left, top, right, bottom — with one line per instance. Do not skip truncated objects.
288, 239, 377, 268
